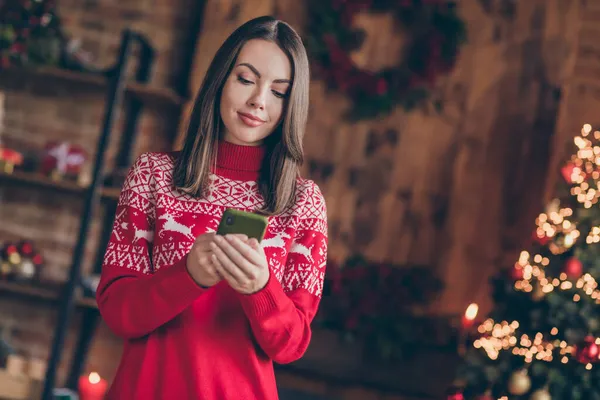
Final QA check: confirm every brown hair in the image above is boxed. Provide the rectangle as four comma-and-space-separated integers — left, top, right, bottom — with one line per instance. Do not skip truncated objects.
173, 16, 310, 216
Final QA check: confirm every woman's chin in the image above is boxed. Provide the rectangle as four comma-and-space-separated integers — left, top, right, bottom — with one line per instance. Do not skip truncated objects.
224, 130, 267, 146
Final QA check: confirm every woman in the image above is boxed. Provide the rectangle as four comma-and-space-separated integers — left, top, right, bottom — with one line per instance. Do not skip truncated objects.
96, 15, 328, 400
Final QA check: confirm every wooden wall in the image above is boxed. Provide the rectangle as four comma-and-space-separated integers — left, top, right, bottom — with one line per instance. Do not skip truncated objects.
176, 0, 583, 315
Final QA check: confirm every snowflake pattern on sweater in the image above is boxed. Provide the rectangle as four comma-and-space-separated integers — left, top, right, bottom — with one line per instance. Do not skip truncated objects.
102, 151, 328, 296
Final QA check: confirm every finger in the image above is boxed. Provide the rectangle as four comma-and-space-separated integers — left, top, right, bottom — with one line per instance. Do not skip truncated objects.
211, 254, 236, 285
199, 233, 247, 249
216, 233, 249, 242
248, 238, 261, 250
213, 236, 259, 278
225, 235, 264, 266
210, 241, 250, 284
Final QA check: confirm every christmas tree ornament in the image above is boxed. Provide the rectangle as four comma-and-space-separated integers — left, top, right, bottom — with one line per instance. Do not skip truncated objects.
532, 229, 550, 245
445, 387, 464, 400
508, 369, 531, 395
574, 336, 599, 363
510, 264, 524, 281
562, 257, 583, 279
561, 162, 578, 184
530, 387, 551, 400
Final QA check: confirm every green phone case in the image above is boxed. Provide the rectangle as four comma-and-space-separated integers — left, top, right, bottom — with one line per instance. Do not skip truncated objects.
216, 208, 268, 242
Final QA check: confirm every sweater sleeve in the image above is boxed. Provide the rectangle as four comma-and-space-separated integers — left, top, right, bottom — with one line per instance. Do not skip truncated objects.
96, 153, 206, 340
238, 180, 328, 364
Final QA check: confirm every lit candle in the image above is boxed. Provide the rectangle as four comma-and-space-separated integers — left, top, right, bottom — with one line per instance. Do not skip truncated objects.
78, 372, 108, 400
458, 303, 479, 356
461, 303, 479, 329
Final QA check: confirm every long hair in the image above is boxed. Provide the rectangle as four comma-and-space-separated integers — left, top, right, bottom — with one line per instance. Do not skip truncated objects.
173, 16, 310, 216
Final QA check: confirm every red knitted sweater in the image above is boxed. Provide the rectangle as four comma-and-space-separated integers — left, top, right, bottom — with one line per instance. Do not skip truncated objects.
96, 141, 328, 400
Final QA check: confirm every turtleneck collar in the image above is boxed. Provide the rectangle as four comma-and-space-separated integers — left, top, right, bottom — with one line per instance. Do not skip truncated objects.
214, 140, 267, 181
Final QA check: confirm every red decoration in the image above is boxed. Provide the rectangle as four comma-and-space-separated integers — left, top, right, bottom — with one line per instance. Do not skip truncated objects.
306, 0, 466, 120
445, 387, 465, 400
320, 255, 443, 361
532, 229, 550, 245
40, 141, 87, 180
509, 264, 524, 281
574, 336, 600, 364
561, 162, 580, 184
19, 241, 33, 255
0, 240, 44, 281
0, 147, 24, 173
563, 257, 583, 279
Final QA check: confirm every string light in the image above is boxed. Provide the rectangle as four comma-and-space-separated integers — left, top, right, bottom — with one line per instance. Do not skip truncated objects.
473, 318, 578, 364
533, 199, 579, 254
512, 250, 600, 304
567, 124, 600, 207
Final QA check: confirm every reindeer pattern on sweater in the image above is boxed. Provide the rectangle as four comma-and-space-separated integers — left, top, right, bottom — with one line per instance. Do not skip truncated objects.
103, 151, 328, 297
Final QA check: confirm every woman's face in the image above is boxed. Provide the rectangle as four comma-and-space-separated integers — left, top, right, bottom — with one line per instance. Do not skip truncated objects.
220, 39, 292, 146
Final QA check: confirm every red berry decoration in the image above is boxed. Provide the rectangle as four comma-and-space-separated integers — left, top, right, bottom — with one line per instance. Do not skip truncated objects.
574, 336, 599, 364
510, 264, 524, 281
561, 162, 582, 184
563, 257, 583, 279
445, 386, 465, 400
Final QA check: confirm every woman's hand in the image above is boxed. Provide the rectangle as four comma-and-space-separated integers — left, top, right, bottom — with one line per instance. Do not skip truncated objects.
210, 234, 270, 294
186, 232, 248, 288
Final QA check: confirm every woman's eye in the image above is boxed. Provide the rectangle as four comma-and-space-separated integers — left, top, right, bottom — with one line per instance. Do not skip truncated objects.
272, 91, 287, 99
237, 76, 253, 85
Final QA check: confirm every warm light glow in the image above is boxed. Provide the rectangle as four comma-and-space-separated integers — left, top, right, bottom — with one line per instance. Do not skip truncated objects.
89, 372, 101, 384
465, 303, 478, 320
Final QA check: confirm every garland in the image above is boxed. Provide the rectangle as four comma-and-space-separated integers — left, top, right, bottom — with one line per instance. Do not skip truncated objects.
306, 0, 467, 121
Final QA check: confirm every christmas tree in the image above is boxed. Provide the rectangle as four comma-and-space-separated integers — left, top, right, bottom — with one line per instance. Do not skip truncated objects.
454, 124, 600, 400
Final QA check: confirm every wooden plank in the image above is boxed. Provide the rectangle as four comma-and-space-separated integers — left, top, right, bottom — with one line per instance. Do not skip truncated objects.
0, 280, 97, 309
0, 67, 185, 108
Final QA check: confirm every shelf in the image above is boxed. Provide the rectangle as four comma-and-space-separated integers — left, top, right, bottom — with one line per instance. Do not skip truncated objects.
0, 169, 85, 194
0, 170, 121, 201
0, 66, 186, 108
0, 280, 97, 309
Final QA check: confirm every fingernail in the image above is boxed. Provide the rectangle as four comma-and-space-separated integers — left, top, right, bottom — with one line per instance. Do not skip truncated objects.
226, 234, 235, 241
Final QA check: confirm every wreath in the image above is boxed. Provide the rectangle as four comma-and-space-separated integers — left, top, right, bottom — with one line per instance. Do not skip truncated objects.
306, 0, 467, 121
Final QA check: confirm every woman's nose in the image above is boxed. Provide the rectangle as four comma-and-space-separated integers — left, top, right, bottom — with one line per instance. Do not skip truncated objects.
247, 88, 266, 110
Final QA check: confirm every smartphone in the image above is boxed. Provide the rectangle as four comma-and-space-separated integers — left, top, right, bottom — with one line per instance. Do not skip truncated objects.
216, 208, 268, 243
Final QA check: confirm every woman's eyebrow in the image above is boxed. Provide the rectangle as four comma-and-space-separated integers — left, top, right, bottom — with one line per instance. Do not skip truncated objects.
237, 62, 291, 84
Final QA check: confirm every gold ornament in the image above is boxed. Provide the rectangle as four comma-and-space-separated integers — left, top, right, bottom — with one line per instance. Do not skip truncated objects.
508, 369, 531, 395
530, 387, 551, 400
